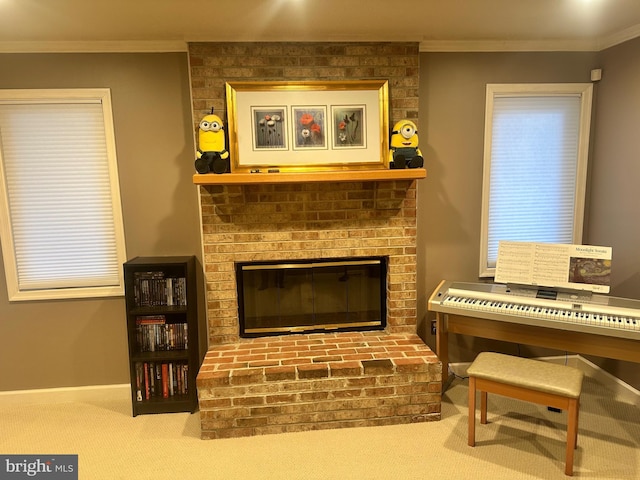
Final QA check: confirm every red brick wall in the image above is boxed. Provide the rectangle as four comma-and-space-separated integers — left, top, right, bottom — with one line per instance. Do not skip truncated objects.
188, 42, 419, 128
188, 42, 420, 346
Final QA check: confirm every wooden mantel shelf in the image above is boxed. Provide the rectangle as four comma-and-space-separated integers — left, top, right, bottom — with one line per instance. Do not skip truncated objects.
193, 168, 426, 185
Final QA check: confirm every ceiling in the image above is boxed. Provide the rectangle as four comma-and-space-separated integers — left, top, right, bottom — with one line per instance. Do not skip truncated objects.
1, 0, 640, 52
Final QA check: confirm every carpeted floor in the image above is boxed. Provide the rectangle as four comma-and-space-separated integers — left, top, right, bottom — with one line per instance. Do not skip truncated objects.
1, 373, 639, 479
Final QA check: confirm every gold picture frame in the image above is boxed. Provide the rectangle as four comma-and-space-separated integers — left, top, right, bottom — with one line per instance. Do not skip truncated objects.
225, 80, 389, 173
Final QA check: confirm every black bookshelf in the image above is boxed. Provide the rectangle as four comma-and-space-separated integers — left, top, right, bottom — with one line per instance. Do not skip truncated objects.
123, 256, 200, 416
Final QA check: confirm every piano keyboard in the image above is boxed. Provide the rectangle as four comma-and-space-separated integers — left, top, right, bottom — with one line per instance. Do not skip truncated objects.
429, 280, 640, 340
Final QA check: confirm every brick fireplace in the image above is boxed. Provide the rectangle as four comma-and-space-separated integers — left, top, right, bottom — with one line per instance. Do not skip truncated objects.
190, 42, 441, 439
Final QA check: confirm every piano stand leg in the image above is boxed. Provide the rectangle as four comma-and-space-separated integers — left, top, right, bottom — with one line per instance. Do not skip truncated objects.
442, 368, 455, 391
435, 312, 450, 387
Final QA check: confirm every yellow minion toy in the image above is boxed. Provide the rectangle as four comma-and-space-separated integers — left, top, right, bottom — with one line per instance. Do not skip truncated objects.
389, 120, 424, 169
194, 108, 230, 174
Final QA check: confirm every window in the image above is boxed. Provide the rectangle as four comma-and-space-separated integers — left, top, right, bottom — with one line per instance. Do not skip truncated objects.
479, 83, 593, 277
0, 89, 127, 301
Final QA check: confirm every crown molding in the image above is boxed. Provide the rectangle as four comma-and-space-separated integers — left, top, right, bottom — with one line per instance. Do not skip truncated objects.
0, 28, 638, 55
420, 24, 640, 53
597, 23, 640, 51
184, 34, 421, 44
419, 39, 600, 53
0, 40, 188, 54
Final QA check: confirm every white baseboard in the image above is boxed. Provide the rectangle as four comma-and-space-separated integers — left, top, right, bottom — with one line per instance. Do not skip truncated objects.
0, 384, 130, 407
449, 354, 640, 405
574, 356, 640, 405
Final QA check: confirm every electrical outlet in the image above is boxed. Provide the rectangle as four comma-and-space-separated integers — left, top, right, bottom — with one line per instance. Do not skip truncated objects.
430, 320, 437, 335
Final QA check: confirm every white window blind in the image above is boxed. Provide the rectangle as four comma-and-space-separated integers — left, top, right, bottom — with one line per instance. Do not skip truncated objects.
479, 84, 592, 277
0, 89, 127, 301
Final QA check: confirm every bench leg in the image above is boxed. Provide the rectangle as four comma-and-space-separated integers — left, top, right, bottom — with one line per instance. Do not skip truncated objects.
565, 397, 579, 476
574, 398, 580, 448
468, 376, 476, 447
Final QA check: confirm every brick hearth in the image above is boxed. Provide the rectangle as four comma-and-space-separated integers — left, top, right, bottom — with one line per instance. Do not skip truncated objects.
197, 331, 441, 439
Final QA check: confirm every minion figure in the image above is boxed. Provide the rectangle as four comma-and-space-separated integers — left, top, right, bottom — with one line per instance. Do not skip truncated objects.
194, 108, 230, 174
388, 120, 424, 169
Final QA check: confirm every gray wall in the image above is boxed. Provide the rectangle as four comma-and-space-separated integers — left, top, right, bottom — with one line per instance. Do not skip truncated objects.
0, 53, 204, 391
1, 39, 638, 392
584, 37, 640, 385
417, 42, 640, 388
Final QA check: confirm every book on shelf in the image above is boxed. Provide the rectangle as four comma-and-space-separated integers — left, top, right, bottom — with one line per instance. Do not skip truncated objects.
133, 271, 187, 307
162, 363, 169, 399
135, 361, 189, 401
135, 315, 188, 352
143, 362, 150, 400
169, 363, 174, 397
154, 362, 162, 396
135, 363, 143, 402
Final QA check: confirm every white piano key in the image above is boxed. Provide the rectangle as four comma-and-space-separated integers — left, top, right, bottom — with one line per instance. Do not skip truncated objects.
448, 287, 575, 310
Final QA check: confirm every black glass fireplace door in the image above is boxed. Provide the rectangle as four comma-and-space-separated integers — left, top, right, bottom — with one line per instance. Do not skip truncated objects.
237, 257, 386, 337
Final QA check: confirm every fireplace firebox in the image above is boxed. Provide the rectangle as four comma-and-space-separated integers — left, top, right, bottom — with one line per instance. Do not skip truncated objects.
236, 257, 387, 337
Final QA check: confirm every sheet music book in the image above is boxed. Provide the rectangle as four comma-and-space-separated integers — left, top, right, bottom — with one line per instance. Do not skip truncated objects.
495, 241, 612, 294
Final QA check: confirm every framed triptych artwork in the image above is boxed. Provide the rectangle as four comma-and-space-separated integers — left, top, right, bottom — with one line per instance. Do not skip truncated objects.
225, 80, 389, 173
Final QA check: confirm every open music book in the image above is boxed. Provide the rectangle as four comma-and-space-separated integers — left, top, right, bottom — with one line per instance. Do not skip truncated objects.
495, 241, 612, 294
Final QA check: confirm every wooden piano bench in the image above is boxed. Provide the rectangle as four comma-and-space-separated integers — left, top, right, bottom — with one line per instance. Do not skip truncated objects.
467, 352, 584, 476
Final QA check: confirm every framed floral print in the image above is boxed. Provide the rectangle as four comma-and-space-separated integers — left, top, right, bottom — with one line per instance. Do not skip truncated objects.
225, 80, 389, 173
